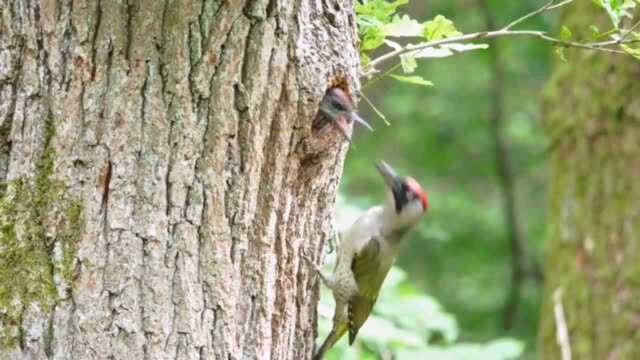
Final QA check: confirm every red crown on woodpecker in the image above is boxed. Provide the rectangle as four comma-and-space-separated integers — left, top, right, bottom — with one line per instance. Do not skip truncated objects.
375, 161, 428, 214
404, 177, 428, 211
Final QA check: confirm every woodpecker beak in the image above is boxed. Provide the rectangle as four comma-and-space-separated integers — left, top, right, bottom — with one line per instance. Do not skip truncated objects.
375, 161, 401, 189
350, 112, 374, 132
376, 161, 410, 213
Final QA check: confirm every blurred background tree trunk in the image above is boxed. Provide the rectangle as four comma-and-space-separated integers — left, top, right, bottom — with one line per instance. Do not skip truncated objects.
0, 1, 359, 358
538, 3, 640, 359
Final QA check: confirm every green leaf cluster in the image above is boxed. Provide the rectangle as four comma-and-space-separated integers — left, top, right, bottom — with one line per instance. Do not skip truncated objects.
356, 0, 409, 50
592, 0, 637, 28
356, 0, 471, 86
423, 15, 462, 41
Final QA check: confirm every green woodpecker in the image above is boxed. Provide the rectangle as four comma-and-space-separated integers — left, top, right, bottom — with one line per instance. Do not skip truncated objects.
306, 161, 428, 359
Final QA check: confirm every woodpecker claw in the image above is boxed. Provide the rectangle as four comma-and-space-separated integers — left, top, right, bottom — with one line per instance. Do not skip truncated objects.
302, 252, 331, 287
326, 232, 340, 254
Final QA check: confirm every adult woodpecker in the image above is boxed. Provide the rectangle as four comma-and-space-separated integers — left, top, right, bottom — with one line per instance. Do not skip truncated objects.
306, 161, 429, 360
315, 88, 373, 142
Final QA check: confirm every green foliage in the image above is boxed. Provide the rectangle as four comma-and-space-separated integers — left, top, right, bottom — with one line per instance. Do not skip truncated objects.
423, 15, 462, 41
356, 0, 408, 22
560, 26, 573, 40
384, 15, 425, 37
400, 54, 417, 73
592, 0, 637, 28
356, 0, 471, 85
357, 0, 639, 88
622, 43, 640, 58
556, 47, 568, 62
389, 75, 433, 86
356, 0, 409, 50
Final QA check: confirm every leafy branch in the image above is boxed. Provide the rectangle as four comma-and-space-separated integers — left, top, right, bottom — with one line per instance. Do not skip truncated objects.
358, 0, 640, 86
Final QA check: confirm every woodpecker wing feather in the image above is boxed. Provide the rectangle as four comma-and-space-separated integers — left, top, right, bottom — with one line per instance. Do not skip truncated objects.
348, 236, 385, 344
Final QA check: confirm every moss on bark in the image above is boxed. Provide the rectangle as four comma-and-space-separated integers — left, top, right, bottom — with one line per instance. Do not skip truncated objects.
538, 3, 640, 359
0, 116, 84, 348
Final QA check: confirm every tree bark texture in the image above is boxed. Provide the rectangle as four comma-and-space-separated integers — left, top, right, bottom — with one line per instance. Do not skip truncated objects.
538, 3, 640, 359
0, 1, 360, 359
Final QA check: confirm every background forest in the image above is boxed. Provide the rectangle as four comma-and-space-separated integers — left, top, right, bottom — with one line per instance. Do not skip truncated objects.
317, 0, 637, 359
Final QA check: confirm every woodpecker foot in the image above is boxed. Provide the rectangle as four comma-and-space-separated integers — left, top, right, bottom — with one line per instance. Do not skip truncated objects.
325, 232, 340, 254
302, 253, 333, 289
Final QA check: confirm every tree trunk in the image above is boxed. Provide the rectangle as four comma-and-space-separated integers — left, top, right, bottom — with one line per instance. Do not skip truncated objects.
0, 1, 360, 358
538, 3, 640, 359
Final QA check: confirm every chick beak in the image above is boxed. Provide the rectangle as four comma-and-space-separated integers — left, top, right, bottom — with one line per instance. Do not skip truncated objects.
350, 112, 374, 132
375, 160, 401, 189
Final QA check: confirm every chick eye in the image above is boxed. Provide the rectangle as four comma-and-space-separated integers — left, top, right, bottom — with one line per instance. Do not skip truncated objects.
334, 102, 346, 112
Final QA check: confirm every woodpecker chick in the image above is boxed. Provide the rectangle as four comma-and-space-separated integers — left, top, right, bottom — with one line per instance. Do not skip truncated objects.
316, 88, 373, 142
307, 160, 428, 360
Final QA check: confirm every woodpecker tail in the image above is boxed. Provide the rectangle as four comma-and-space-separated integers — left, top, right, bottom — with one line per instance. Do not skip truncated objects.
313, 323, 347, 360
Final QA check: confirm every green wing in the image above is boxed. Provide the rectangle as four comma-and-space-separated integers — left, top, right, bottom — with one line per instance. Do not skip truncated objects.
348, 237, 383, 345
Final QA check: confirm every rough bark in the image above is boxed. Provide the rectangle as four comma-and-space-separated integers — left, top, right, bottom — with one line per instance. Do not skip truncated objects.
538, 3, 640, 359
0, 1, 360, 359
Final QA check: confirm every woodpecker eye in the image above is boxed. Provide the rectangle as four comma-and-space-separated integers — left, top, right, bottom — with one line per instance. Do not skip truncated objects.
402, 183, 414, 197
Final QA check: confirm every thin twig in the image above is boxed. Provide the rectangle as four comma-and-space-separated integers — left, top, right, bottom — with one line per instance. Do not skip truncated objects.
362, 62, 402, 89
358, 91, 391, 126
553, 288, 572, 360
547, 0, 574, 11
502, 0, 555, 31
538, 33, 627, 54
364, 29, 629, 72
502, 0, 573, 31
623, 20, 640, 39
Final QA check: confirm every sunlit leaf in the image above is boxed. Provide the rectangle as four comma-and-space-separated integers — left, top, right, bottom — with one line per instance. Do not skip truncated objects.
555, 47, 568, 62
375, 293, 458, 341
411, 43, 489, 59
384, 14, 424, 37
381, 267, 408, 289
360, 52, 371, 66
395, 339, 524, 360
593, 0, 637, 28
400, 53, 417, 73
390, 75, 434, 86
358, 316, 427, 348
361, 26, 386, 50
483, 339, 525, 358
621, 44, 640, 59
355, 0, 408, 22
423, 15, 462, 40
560, 26, 572, 40
384, 39, 403, 50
